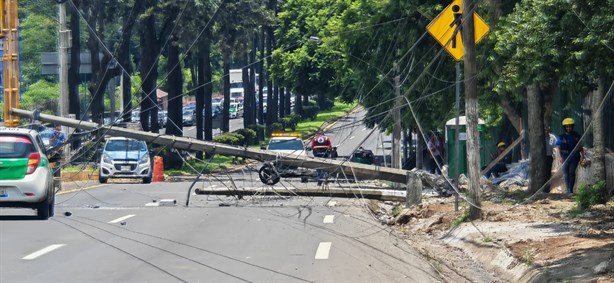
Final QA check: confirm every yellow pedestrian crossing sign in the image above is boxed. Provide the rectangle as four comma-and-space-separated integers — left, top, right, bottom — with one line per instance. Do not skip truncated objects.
426, 0, 490, 61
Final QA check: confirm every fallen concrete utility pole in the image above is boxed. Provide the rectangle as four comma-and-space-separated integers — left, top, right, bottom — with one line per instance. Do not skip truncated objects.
12, 108, 414, 184
194, 187, 406, 202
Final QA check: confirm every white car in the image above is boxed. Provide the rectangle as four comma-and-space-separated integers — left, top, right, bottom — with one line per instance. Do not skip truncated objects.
258, 133, 308, 185
99, 137, 152, 184
0, 127, 56, 219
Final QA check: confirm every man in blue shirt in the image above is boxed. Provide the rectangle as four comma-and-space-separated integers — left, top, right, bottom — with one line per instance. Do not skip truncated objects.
49, 125, 66, 147
556, 118, 585, 194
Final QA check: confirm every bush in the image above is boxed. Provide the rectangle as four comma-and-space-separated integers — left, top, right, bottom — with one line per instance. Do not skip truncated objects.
266, 122, 284, 137
287, 113, 302, 124
576, 181, 607, 210
279, 117, 296, 131
233, 128, 257, 146
213, 132, 244, 146
302, 105, 319, 121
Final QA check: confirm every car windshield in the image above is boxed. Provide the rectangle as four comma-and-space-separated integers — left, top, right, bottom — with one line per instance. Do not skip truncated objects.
268, 139, 304, 151
105, 140, 146, 152
0, 135, 36, 158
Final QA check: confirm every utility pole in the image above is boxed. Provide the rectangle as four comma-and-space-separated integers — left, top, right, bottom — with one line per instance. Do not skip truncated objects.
462, 0, 481, 220
58, 1, 71, 158
392, 62, 402, 169
58, 2, 69, 119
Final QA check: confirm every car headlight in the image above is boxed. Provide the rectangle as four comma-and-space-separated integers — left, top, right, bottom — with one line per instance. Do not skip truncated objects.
102, 154, 112, 164
139, 154, 150, 164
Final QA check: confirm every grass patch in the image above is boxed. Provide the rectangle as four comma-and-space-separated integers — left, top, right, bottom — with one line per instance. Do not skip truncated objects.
294, 100, 356, 135
62, 165, 96, 173
392, 204, 404, 217
451, 210, 470, 227
482, 235, 494, 243
165, 155, 236, 176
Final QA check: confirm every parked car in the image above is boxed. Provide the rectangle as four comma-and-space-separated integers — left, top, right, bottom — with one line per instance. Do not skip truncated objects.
158, 111, 168, 127
182, 109, 195, 126
0, 127, 56, 219
99, 137, 152, 184
229, 103, 244, 119
131, 110, 140, 122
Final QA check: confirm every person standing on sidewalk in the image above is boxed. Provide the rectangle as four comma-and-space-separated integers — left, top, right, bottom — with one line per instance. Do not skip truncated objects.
556, 118, 585, 194
427, 132, 444, 175
544, 126, 557, 193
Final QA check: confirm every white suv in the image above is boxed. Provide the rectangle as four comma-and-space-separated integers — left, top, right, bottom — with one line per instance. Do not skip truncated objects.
99, 137, 152, 183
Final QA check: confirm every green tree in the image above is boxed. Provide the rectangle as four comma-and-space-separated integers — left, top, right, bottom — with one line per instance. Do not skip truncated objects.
20, 14, 57, 89
21, 80, 60, 115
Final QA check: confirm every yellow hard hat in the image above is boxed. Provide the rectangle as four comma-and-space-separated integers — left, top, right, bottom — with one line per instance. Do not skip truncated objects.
562, 118, 575, 126
497, 142, 506, 148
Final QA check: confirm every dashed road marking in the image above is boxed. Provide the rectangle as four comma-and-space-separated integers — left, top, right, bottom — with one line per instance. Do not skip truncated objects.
23, 244, 65, 260
349, 136, 355, 140
323, 215, 335, 224
315, 242, 332, 259
108, 214, 135, 224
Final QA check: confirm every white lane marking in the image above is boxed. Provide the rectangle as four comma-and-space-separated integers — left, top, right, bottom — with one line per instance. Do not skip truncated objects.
108, 214, 135, 224
349, 136, 355, 140
23, 244, 65, 260
145, 202, 159, 207
323, 215, 335, 224
362, 128, 367, 131
315, 242, 332, 259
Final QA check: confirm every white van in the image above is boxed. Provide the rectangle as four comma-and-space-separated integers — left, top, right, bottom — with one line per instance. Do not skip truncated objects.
99, 137, 152, 183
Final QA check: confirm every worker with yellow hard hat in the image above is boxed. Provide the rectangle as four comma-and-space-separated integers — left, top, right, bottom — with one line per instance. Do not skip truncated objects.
484, 140, 511, 178
556, 118, 585, 194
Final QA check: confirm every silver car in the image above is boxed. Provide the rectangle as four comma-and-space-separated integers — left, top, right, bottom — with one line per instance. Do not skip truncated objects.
0, 127, 56, 219
99, 137, 152, 183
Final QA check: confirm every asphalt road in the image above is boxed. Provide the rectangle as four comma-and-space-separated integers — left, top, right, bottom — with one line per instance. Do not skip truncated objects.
1, 180, 440, 282
324, 109, 393, 165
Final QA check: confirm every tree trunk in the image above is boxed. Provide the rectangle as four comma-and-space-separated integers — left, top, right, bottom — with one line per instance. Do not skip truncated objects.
138, 6, 158, 132
543, 80, 558, 127
500, 93, 522, 134
249, 36, 258, 131
222, 52, 231, 132
257, 29, 265, 135
266, 24, 274, 126
195, 51, 205, 160
242, 51, 254, 127
166, 40, 183, 138
285, 88, 291, 116
592, 77, 606, 184
203, 40, 213, 141
527, 84, 547, 194
295, 92, 302, 116
463, 0, 481, 220
279, 87, 285, 118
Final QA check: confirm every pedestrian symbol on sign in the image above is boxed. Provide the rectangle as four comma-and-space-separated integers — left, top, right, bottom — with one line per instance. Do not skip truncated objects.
449, 5, 462, 49
426, 0, 490, 61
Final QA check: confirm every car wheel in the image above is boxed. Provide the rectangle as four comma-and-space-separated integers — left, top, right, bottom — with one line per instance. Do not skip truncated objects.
99, 175, 108, 184
143, 176, 152, 184
48, 193, 55, 217
258, 164, 280, 185
37, 198, 51, 220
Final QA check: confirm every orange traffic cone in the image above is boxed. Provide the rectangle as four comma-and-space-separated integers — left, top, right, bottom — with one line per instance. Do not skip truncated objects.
153, 156, 165, 182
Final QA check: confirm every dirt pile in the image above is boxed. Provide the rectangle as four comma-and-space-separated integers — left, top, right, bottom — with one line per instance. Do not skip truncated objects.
372, 189, 614, 282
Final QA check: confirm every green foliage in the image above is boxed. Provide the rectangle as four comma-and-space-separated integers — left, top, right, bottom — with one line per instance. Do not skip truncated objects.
233, 128, 257, 146
392, 204, 403, 217
451, 210, 470, 227
576, 181, 607, 210
213, 132, 245, 146
21, 80, 60, 114
302, 105, 319, 121
20, 14, 58, 88
267, 123, 284, 137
